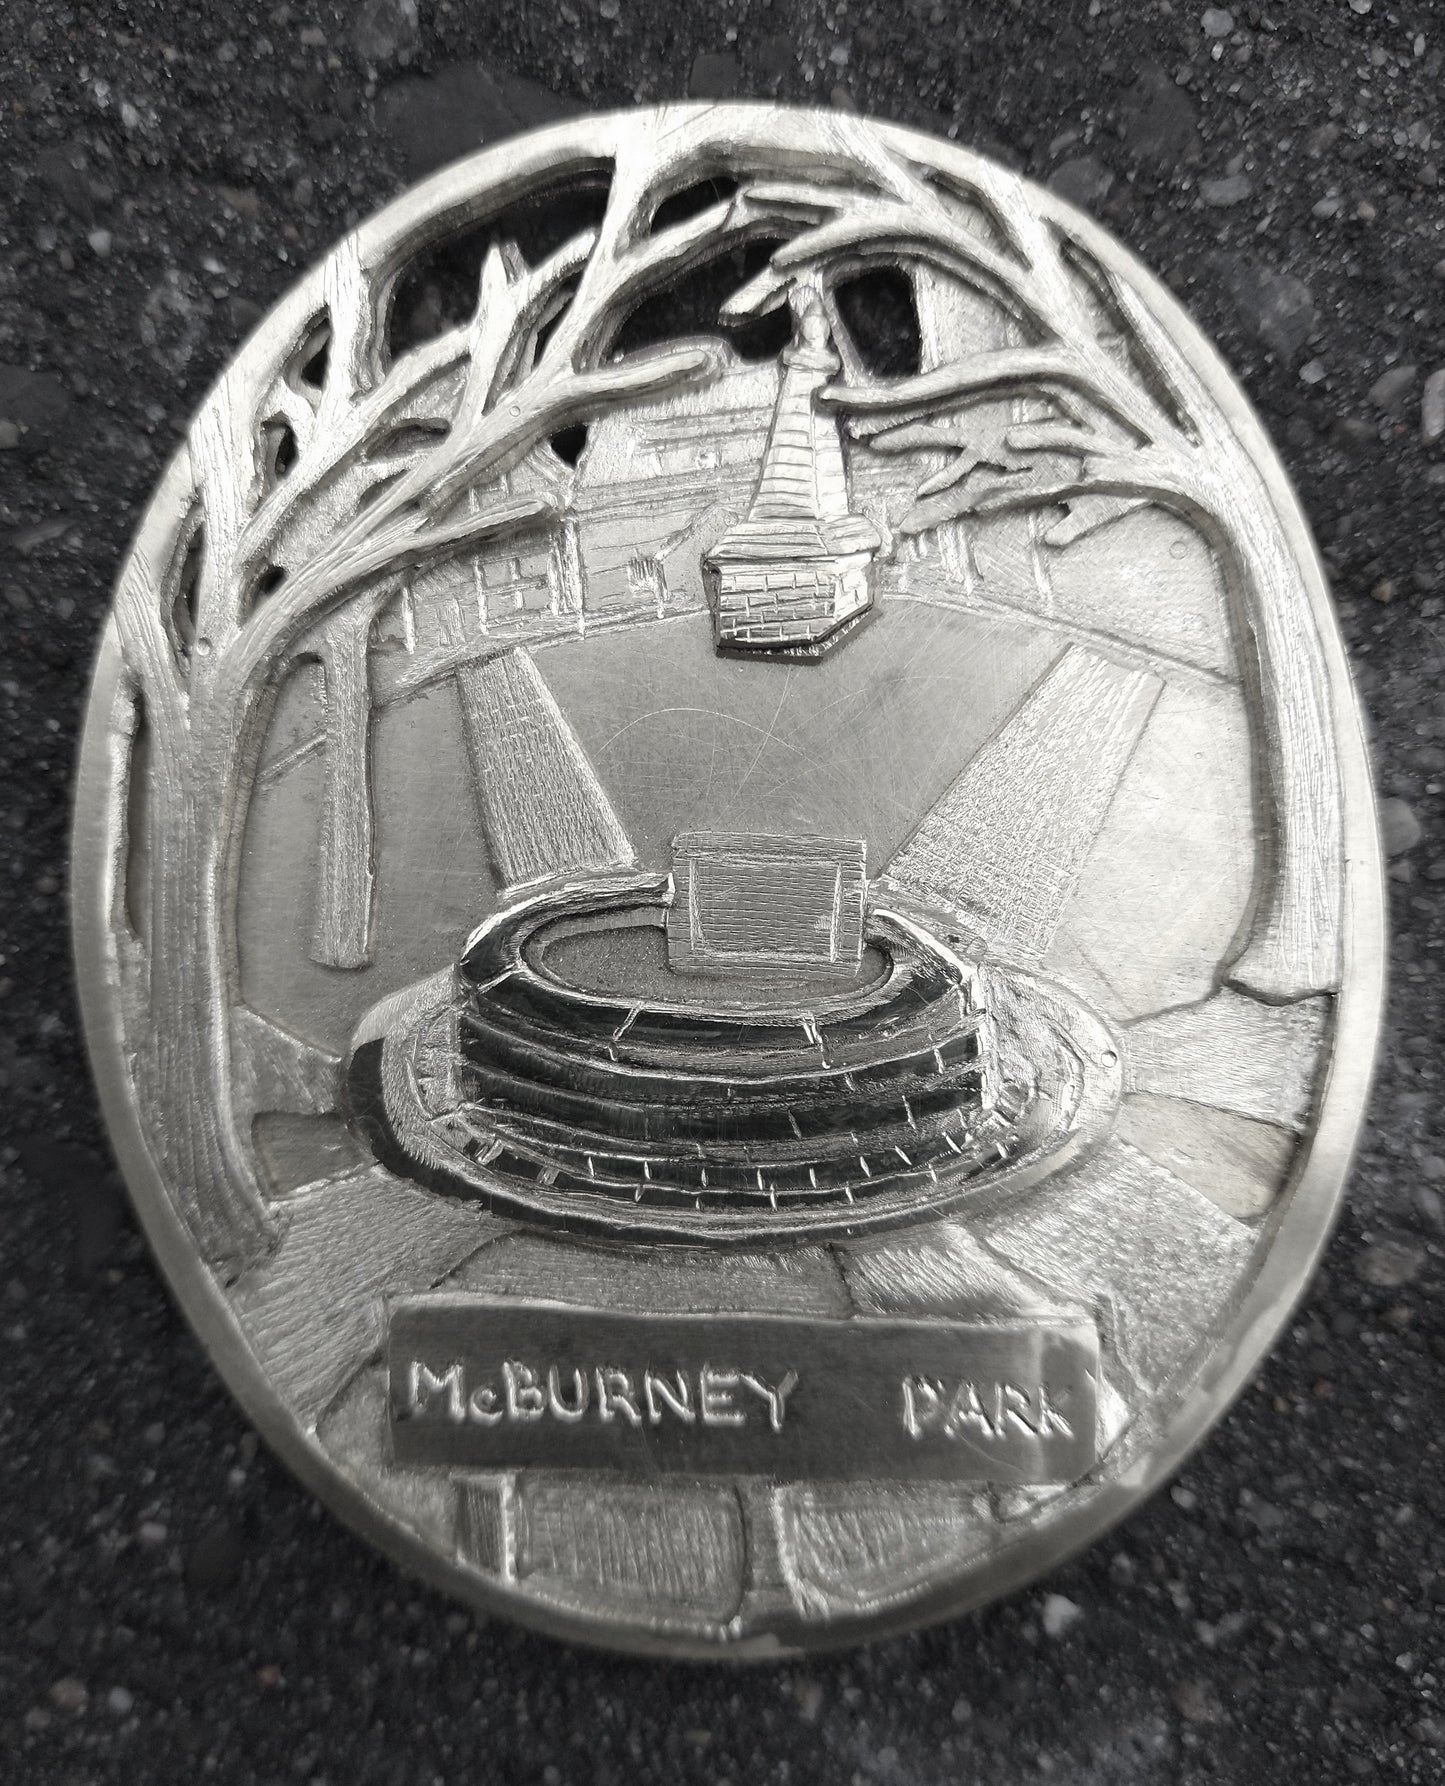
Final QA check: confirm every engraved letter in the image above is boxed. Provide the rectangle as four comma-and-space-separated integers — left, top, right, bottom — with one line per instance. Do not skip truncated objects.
948, 1381, 998, 1439
1001, 1382, 1040, 1437
901, 1376, 943, 1439
596, 1367, 643, 1425
700, 1366, 744, 1426
468, 1382, 502, 1425
503, 1361, 545, 1421
408, 1360, 465, 1423
1037, 1384, 1074, 1438
644, 1369, 695, 1425
740, 1369, 798, 1433
546, 1365, 589, 1422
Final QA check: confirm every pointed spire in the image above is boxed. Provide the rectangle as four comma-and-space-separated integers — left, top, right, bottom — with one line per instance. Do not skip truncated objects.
704, 285, 881, 654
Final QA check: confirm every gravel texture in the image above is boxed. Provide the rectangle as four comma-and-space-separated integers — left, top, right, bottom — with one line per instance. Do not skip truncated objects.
1, 2, 1443, 1782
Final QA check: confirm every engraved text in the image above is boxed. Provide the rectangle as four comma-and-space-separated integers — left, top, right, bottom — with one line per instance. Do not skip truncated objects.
405, 1358, 799, 1432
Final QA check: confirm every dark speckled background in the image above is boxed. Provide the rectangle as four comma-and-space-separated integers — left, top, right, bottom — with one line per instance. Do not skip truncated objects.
1, 2, 1442, 1781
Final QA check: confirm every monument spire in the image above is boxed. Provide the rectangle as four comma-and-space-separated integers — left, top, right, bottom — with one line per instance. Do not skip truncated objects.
704, 285, 881, 656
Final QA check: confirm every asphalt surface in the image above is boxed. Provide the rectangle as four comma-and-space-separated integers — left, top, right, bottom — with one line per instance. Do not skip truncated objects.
2, 2, 1443, 1782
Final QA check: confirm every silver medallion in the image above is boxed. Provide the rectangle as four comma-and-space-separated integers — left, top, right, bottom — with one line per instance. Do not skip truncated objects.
72, 104, 1384, 1656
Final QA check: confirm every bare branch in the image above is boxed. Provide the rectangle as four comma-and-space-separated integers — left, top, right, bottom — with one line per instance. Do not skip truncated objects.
1006, 420, 1121, 458
902, 468, 1091, 531
444, 240, 529, 442
915, 446, 1029, 499
724, 191, 1038, 328
112, 526, 189, 720
737, 178, 845, 219
732, 155, 1187, 463
1084, 240, 1216, 447
864, 418, 977, 455
818, 346, 1086, 416
256, 379, 319, 456
858, 413, 1031, 497
1039, 494, 1148, 547
504, 272, 576, 390
423, 340, 724, 516
225, 492, 555, 698
236, 228, 599, 591
219, 148, 741, 699
606, 199, 748, 329
315, 234, 381, 434
774, 206, 1029, 296
914, 151, 1107, 352
539, 197, 747, 375
223, 140, 743, 687
816, 282, 873, 384
235, 330, 462, 580
902, 443, 1184, 532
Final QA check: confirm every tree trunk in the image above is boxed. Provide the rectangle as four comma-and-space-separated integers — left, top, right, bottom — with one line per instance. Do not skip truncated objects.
138, 701, 279, 1277
311, 602, 379, 970
1151, 446, 1343, 1004
1217, 480, 1342, 1004
968, 442, 1345, 1006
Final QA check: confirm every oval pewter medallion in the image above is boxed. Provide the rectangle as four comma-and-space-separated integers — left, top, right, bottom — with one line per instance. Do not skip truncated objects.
72, 104, 1383, 1657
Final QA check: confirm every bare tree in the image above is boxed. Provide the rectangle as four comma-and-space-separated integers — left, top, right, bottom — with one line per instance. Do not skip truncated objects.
724, 137, 1342, 1013
110, 125, 767, 1273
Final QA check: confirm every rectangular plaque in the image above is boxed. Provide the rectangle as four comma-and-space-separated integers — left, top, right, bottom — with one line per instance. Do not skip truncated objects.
387, 1295, 1098, 1484
666, 832, 867, 974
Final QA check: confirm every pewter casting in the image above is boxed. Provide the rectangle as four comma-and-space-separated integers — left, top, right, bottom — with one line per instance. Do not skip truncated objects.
72, 105, 1382, 1656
